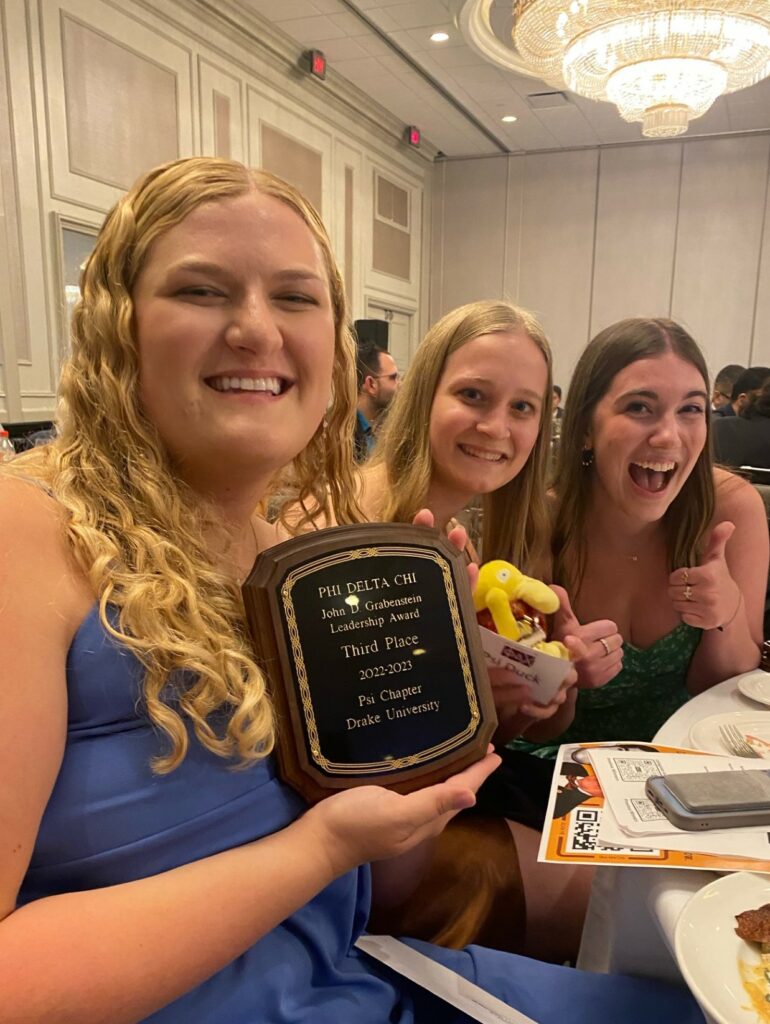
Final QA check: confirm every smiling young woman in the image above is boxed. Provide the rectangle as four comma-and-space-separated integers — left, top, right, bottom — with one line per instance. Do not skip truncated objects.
0, 160, 707, 1024
355, 301, 553, 573
516, 317, 769, 759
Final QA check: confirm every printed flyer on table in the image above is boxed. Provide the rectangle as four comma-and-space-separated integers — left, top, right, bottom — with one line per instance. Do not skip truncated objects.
538, 741, 770, 872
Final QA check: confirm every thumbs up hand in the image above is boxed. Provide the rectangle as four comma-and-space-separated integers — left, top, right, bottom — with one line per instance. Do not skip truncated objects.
550, 585, 623, 689
668, 521, 741, 629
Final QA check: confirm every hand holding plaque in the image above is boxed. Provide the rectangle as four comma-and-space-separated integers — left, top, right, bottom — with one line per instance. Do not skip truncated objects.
242, 523, 496, 804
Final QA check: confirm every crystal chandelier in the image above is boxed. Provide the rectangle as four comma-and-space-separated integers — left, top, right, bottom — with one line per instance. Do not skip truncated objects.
512, 1, 770, 138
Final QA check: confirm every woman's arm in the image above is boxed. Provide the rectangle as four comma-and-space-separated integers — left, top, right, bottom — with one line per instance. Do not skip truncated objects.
684, 471, 768, 694
0, 480, 496, 1024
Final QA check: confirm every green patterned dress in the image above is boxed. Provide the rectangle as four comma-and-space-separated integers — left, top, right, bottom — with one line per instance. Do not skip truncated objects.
512, 622, 702, 759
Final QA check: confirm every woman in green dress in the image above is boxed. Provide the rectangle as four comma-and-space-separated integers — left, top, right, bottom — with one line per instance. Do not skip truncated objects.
518, 317, 768, 758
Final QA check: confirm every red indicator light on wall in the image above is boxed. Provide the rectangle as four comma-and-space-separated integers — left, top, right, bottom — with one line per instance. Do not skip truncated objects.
305, 49, 327, 80
406, 125, 421, 148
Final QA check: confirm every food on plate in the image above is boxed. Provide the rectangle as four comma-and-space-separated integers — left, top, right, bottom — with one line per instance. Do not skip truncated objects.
746, 734, 770, 758
736, 903, 770, 1021
474, 559, 569, 659
736, 903, 770, 954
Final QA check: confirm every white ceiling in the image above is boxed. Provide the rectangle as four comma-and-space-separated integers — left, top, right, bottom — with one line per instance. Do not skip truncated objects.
243, 0, 770, 158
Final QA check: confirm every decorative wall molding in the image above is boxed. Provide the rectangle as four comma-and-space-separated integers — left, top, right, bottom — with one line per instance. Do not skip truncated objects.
0, 0, 432, 420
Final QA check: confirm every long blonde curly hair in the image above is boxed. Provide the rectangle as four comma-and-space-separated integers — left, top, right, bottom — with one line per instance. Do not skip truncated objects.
7, 157, 359, 772
372, 300, 553, 572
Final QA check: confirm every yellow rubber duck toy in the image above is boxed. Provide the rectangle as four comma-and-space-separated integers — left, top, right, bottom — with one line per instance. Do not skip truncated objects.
474, 560, 569, 659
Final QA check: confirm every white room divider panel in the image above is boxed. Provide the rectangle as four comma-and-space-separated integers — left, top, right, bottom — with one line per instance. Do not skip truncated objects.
516, 148, 598, 369
671, 135, 770, 374
590, 143, 681, 337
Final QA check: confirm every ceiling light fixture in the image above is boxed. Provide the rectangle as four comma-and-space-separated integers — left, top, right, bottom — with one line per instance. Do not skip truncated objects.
501, 114, 518, 121
511, 1, 770, 138
430, 31, 450, 42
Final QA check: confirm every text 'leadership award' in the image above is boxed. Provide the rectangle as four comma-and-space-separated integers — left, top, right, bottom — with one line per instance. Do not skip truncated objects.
242, 523, 496, 803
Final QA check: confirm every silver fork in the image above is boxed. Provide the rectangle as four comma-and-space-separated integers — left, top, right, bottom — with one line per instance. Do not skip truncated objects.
719, 723, 762, 758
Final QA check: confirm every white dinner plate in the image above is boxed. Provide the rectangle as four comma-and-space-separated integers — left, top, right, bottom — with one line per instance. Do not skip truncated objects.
739, 671, 770, 708
675, 871, 770, 1024
689, 711, 770, 759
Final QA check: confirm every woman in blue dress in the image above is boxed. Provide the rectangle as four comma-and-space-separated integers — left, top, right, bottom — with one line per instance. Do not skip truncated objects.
0, 157, 704, 1023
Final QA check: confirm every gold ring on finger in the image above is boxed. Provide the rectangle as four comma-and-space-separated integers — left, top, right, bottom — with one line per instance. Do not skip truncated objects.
682, 567, 690, 585
599, 637, 611, 657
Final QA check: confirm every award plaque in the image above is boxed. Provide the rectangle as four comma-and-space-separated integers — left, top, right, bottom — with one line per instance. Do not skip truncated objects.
242, 523, 496, 804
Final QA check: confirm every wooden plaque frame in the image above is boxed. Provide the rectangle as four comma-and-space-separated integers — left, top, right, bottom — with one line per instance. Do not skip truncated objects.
242, 523, 496, 804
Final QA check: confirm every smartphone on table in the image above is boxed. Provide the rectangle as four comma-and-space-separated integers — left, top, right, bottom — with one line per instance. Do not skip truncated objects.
645, 768, 770, 831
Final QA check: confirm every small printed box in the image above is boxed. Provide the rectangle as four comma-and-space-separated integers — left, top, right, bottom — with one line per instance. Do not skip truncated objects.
478, 625, 572, 705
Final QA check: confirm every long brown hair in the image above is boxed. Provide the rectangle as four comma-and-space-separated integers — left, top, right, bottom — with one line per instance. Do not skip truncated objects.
6, 157, 359, 772
373, 300, 553, 572
552, 317, 714, 598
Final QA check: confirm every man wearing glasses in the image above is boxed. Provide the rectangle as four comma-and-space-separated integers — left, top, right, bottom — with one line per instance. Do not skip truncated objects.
712, 364, 745, 416
354, 339, 400, 462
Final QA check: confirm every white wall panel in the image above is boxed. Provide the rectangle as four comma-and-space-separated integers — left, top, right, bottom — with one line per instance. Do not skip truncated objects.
332, 138, 364, 320
364, 157, 422, 307
247, 85, 333, 220
40, 0, 194, 210
0, 0, 430, 420
746, 162, 770, 368
591, 143, 681, 336
6, 0, 55, 413
199, 57, 244, 162
502, 155, 524, 305
671, 135, 770, 376
432, 134, 770, 389
517, 148, 598, 383
0, 1, 22, 419
428, 159, 445, 325
437, 156, 507, 313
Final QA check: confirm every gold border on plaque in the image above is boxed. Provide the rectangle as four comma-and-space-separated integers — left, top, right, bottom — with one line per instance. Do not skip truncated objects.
280, 545, 481, 775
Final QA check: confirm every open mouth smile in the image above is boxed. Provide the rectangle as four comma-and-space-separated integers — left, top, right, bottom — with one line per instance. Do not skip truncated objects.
628, 459, 677, 494
458, 443, 508, 463
205, 375, 290, 396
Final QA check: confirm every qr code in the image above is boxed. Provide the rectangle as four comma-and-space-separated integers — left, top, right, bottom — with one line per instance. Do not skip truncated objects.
630, 797, 666, 821
567, 807, 600, 852
612, 757, 660, 782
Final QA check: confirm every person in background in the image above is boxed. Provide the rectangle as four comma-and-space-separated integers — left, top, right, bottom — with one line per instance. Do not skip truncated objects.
719, 365, 770, 418
711, 363, 745, 415
713, 376, 770, 472
0, 157, 706, 1024
515, 318, 768, 760
353, 338, 399, 461
552, 384, 564, 420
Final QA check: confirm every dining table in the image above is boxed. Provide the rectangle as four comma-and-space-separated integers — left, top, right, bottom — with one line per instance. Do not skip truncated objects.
575, 672, 770, 1002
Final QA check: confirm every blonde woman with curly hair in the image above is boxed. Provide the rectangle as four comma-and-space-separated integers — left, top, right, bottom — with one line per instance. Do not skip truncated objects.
0, 157, 704, 1024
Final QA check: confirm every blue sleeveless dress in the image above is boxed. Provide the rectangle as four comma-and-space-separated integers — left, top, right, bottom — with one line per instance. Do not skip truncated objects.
18, 606, 704, 1023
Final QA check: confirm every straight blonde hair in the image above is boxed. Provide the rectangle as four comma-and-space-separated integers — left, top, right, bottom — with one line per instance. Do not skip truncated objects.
373, 300, 553, 572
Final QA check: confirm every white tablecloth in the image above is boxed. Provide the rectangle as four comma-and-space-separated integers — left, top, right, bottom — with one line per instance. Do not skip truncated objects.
576, 676, 762, 984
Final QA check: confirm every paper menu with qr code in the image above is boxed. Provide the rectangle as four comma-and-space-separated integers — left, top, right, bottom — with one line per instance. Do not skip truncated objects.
537, 742, 770, 872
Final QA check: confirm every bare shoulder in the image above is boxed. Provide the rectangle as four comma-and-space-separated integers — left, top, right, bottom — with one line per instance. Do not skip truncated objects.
0, 472, 65, 553
0, 474, 91, 921
713, 467, 766, 525
0, 472, 94, 634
